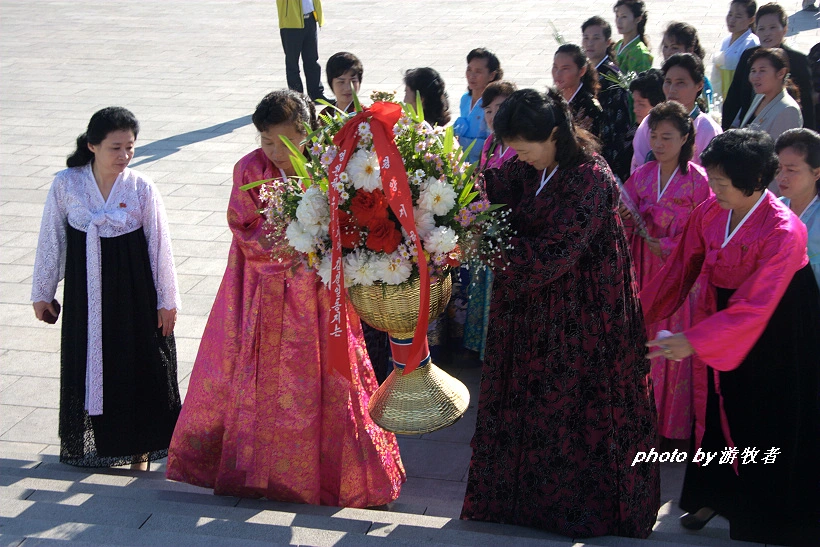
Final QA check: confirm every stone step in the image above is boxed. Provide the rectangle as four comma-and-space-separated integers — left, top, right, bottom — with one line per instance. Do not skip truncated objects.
0, 455, 573, 547
1, 455, 752, 547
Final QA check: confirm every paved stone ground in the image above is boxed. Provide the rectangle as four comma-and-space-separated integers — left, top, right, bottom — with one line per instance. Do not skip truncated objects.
1, 1, 817, 545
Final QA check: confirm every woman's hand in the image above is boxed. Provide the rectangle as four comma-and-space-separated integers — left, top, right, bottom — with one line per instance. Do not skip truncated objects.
33, 300, 57, 322
646, 236, 662, 257
158, 308, 177, 337
646, 333, 694, 361
618, 203, 632, 220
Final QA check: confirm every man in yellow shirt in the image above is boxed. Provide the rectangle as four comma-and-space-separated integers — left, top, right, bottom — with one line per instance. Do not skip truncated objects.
277, 0, 328, 102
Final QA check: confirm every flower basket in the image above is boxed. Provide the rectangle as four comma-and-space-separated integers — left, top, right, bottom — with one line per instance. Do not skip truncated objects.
348, 273, 470, 434
245, 95, 510, 434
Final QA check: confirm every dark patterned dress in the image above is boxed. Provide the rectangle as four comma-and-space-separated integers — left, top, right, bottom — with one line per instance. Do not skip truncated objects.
596, 58, 632, 182
569, 88, 602, 138
461, 155, 660, 539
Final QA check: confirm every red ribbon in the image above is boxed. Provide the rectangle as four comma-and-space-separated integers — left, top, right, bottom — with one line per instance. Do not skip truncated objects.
326, 102, 431, 379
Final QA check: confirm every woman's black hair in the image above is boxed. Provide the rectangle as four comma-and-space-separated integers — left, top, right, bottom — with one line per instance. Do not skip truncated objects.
755, 2, 787, 28
614, 0, 649, 47
404, 67, 451, 126
481, 81, 518, 108
493, 88, 599, 168
662, 52, 705, 85
700, 128, 778, 196
748, 47, 799, 103
663, 22, 705, 60
325, 51, 363, 88
775, 128, 820, 196
555, 44, 601, 98
629, 68, 666, 106
647, 101, 696, 173
252, 89, 317, 135
466, 48, 503, 96
731, 0, 757, 20
66, 107, 140, 168
582, 16, 615, 59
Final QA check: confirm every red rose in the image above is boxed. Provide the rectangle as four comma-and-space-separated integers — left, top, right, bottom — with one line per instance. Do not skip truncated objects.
365, 217, 403, 253
445, 245, 462, 268
337, 209, 361, 249
349, 188, 389, 227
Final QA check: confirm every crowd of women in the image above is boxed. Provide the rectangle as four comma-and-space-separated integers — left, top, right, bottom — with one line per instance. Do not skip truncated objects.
30, 0, 819, 545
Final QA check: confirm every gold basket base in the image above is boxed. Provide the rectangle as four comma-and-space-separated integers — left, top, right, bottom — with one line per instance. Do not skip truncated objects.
368, 361, 470, 435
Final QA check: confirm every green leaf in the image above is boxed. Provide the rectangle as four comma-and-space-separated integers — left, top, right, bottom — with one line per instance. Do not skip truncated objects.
352, 84, 362, 112
484, 203, 506, 212
443, 126, 454, 154
460, 140, 476, 165
460, 191, 479, 206
280, 135, 310, 182
415, 91, 424, 123
239, 177, 276, 191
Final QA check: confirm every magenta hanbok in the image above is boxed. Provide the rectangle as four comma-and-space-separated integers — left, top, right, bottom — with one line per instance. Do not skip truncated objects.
622, 160, 712, 439
641, 193, 820, 543
166, 149, 405, 506
479, 136, 516, 170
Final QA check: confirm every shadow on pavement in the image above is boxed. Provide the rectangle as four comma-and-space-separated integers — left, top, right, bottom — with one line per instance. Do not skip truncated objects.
131, 115, 252, 166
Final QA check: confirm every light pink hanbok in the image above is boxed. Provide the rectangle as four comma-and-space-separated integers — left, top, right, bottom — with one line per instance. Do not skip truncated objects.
623, 160, 712, 439
166, 149, 405, 506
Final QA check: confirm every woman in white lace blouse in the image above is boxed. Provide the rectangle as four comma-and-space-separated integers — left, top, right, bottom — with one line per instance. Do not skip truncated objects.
31, 107, 182, 469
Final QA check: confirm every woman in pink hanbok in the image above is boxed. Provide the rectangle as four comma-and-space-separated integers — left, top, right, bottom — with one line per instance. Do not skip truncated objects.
620, 101, 712, 441
643, 129, 820, 544
166, 90, 405, 506
478, 81, 518, 171
454, 80, 518, 363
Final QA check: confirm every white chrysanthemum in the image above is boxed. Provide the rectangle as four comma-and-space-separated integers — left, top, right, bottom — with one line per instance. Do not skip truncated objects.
374, 254, 413, 285
400, 206, 436, 241
285, 220, 316, 253
317, 254, 332, 286
418, 177, 457, 216
414, 207, 436, 240
344, 250, 380, 286
295, 186, 330, 231
346, 149, 381, 192
423, 226, 458, 254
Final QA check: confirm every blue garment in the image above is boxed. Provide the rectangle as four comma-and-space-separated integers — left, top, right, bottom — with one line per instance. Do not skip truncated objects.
702, 76, 714, 112
453, 93, 489, 165
782, 196, 820, 292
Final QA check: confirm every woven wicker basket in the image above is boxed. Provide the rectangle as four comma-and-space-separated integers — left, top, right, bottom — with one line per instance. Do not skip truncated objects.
348, 274, 452, 339
348, 273, 469, 434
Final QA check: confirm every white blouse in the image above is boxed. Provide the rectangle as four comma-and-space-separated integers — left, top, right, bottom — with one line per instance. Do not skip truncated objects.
31, 164, 181, 415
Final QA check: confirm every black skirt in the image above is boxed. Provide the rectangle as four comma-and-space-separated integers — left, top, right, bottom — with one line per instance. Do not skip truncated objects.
679, 265, 820, 546
60, 225, 181, 467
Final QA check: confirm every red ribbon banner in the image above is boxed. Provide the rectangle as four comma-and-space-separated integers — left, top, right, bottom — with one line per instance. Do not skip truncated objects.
325, 102, 431, 380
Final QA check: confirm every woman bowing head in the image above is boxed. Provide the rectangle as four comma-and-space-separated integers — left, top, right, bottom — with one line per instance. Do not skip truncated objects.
461, 89, 660, 539
166, 90, 405, 506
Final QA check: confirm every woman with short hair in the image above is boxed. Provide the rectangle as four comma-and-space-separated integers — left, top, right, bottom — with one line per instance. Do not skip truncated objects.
642, 129, 820, 544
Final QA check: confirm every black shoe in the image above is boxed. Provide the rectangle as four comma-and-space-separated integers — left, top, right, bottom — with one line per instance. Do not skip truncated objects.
313, 96, 335, 105
680, 510, 718, 530
803, 3, 819, 10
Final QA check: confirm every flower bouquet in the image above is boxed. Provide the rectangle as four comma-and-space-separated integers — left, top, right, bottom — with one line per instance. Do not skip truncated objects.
244, 94, 510, 433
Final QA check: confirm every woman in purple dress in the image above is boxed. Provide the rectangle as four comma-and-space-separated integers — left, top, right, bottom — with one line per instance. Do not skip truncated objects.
461, 89, 660, 539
